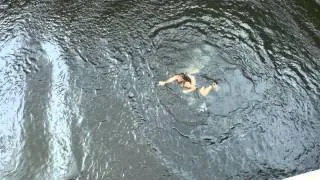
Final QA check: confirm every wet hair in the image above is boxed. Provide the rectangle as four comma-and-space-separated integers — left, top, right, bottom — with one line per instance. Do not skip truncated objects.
176, 73, 191, 83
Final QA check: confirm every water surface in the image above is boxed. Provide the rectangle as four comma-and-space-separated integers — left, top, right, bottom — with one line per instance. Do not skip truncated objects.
0, 0, 319, 179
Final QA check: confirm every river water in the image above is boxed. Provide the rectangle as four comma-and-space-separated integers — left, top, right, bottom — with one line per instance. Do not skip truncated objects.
0, 0, 319, 180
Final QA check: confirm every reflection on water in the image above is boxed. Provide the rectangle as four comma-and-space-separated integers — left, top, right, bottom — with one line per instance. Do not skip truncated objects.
0, 35, 26, 179
0, 0, 319, 179
42, 42, 77, 178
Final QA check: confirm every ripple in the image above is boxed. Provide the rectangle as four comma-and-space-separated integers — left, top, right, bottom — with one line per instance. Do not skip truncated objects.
143, 1, 320, 179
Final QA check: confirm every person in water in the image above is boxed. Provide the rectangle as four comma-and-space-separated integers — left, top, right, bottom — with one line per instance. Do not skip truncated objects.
159, 73, 219, 96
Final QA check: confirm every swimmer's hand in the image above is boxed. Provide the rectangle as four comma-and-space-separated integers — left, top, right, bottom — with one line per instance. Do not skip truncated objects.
159, 81, 166, 86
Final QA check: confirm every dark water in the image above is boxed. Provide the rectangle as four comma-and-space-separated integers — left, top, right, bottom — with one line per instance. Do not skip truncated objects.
0, 0, 319, 179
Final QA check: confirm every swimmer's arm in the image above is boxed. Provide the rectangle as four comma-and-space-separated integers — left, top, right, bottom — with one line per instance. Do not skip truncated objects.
182, 86, 197, 93
159, 75, 177, 86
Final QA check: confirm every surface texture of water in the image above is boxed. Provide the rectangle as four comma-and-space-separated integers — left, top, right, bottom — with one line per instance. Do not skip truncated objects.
0, 0, 319, 179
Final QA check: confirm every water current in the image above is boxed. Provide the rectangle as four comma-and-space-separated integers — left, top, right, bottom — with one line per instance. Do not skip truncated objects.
0, 0, 319, 179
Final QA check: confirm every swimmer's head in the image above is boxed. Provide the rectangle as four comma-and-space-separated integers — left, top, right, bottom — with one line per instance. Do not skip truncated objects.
176, 73, 191, 83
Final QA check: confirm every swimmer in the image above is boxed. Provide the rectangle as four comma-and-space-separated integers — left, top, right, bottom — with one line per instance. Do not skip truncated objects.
159, 73, 219, 96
